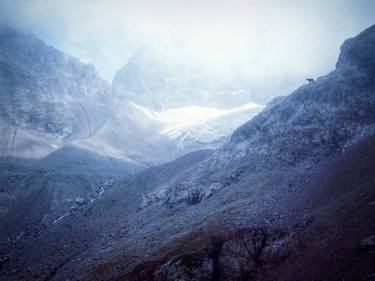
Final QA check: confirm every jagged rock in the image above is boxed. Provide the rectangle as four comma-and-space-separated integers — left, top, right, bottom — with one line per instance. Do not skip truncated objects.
125, 228, 295, 281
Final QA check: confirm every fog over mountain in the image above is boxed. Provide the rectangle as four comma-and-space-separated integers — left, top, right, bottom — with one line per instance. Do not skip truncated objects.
0, 2, 375, 281
113, 45, 294, 110
1, 0, 375, 83
1, 25, 252, 174
0, 25, 179, 174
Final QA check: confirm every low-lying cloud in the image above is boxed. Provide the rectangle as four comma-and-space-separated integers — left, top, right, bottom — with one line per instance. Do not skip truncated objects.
1, 0, 374, 86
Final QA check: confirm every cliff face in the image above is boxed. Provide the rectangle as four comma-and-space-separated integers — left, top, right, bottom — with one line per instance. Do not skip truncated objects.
0, 25, 112, 158
0, 25, 177, 169
336, 24, 375, 70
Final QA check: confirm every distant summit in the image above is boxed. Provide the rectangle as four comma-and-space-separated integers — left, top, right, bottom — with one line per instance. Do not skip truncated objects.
112, 46, 253, 111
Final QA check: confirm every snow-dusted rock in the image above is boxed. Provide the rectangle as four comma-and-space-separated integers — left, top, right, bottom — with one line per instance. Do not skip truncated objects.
0, 25, 177, 170
140, 24, 375, 209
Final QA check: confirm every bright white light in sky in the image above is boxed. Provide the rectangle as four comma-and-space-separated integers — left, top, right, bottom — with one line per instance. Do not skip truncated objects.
1, 0, 374, 83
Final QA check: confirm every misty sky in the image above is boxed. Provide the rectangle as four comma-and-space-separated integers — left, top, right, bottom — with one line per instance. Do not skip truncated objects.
1, 0, 374, 83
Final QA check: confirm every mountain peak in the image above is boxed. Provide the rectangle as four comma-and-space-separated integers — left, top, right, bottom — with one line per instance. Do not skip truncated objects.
336, 24, 375, 69
0, 24, 100, 80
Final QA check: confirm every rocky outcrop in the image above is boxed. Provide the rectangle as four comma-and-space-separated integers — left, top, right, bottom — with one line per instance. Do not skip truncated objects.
125, 228, 295, 281
336, 24, 375, 70
0, 25, 111, 143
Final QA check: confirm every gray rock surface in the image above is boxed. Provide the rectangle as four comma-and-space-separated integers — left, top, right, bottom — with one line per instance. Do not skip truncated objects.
0, 25, 254, 173
0, 25, 177, 171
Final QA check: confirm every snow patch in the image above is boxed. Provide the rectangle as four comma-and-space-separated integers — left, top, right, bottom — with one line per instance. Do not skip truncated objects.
131, 102, 264, 149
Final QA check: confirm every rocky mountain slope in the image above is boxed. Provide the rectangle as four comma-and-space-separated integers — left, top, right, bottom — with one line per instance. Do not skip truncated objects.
0, 25, 110, 158
1, 24, 374, 281
0, 24, 261, 173
0, 25, 177, 173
